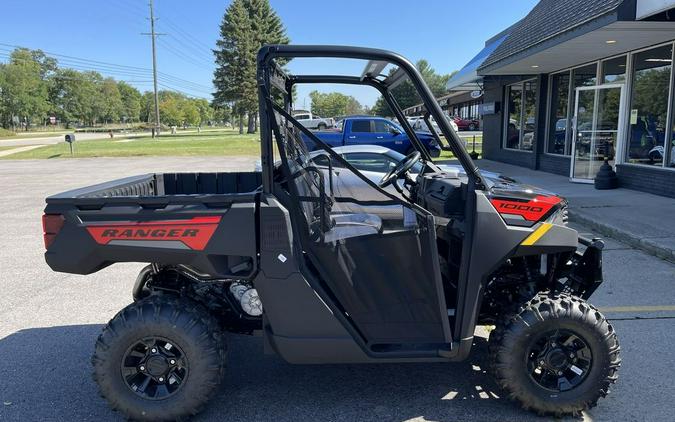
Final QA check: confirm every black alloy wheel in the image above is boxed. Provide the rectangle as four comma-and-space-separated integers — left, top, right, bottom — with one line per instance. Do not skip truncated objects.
121, 336, 188, 400
526, 329, 592, 392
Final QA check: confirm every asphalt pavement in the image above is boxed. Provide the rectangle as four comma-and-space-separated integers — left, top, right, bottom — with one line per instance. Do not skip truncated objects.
1, 156, 673, 422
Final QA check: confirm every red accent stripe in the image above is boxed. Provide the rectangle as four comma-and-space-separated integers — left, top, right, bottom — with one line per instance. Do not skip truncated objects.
490, 195, 561, 222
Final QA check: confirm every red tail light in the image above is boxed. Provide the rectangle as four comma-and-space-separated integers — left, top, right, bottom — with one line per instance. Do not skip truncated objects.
42, 214, 64, 249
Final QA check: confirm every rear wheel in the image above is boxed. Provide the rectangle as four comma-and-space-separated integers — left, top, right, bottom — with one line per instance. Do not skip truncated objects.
92, 296, 226, 421
489, 292, 620, 416
468, 123, 476, 131
317, 123, 327, 130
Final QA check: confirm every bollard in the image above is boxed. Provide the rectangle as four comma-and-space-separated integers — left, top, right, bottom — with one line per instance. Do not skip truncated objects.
594, 159, 619, 189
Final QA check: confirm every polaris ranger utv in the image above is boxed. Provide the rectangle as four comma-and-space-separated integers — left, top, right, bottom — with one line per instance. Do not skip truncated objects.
42, 45, 620, 420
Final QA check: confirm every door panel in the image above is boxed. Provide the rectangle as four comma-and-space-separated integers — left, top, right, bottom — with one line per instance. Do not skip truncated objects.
310, 221, 449, 345
571, 86, 623, 181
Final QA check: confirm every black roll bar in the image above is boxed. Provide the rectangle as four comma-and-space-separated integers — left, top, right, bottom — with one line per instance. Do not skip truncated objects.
256, 45, 487, 193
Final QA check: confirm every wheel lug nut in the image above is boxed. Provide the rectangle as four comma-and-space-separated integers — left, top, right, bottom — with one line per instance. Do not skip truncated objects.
151, 348, 157, 353
170, 359, 176, 365
158, 377, 164, 382
557, 371, 563, 376
570, 353, 575, 358
551, 342, 556, 347
539, 360, 545, 366
139, 365, 145, 371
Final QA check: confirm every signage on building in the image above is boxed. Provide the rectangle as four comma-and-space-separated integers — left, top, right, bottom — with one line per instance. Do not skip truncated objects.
478, 102, 499, 115
470, 90, 483, 99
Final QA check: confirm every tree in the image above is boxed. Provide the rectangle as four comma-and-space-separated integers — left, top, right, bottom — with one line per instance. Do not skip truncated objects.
140, 91, 155, 124
213, 0, 288, 134
117, 81, 142, 123
81, 72, 105, 126
180, 100, 200, 126
194, 98, 214, 125
309, 91, 363, 118
371, 60, 453, 117
100, 78, 124, 123
159, 96, 183, 127
48, 68, 92, 127
0, 49, 50, 130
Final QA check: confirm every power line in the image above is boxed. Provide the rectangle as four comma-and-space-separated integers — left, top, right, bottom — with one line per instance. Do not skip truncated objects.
157, 38, 213, 71
0, 51, 211, 97
157, 82, 209, 99
0, 42, 212, 90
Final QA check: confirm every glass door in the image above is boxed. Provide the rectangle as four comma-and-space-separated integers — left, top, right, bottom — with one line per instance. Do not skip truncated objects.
571, 85, 624, 181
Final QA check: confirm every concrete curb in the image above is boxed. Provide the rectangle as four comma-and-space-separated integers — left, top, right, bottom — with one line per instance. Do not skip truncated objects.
568, 209, 675, 264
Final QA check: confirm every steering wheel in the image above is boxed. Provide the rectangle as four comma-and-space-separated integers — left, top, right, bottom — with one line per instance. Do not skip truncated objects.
379, 151, 421, 188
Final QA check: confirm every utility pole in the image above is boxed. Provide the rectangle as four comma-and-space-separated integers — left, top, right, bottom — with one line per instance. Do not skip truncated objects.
142, 0, 164, 136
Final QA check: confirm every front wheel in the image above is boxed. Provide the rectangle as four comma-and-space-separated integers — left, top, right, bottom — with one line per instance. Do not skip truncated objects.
92, 296, 226, 421
489, 292, 620, 416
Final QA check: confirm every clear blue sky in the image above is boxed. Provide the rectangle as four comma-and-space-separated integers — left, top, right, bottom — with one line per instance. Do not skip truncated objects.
0, 0, 538, 107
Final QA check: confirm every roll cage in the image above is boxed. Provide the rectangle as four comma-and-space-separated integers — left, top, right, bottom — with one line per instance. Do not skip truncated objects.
256, 44, 487, 194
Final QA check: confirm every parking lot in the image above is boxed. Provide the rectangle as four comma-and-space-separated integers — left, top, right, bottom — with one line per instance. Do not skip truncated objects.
1, 157, 674, 422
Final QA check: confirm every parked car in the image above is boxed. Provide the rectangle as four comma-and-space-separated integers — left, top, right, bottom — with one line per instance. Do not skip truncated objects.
292, 110, 334, 130
303, 116, 441, 157
451, 115, 480, 131
408, 115, 460, 134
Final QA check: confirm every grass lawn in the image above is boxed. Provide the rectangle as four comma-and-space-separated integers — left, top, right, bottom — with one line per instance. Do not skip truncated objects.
0, 145, 27, 152
1, 129, 261, 159
1, 128, 483, 161
0, 129, 74, 140
436, 136, 482, 161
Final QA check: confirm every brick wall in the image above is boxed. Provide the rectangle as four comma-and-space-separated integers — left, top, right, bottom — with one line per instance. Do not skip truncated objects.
538, 154, 570, 176
616, 164, 675, 198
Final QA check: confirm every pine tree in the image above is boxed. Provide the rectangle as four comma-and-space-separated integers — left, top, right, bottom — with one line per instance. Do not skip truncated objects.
213, 0, 288, 134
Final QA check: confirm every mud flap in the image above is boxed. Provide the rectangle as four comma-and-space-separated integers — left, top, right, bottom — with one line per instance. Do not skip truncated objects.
569, 236, 604, 299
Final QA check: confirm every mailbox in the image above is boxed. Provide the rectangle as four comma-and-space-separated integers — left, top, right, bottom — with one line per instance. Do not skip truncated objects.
65, 134, 75, 143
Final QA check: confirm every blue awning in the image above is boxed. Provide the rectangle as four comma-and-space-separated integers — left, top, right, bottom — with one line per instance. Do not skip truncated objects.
446, 34, 508, 91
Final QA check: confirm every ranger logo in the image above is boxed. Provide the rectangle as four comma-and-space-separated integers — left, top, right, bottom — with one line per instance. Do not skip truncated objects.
86, 216, 221, 250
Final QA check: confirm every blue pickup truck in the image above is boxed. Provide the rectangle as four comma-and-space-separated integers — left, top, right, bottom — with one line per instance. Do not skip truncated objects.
301, 116, 441, 157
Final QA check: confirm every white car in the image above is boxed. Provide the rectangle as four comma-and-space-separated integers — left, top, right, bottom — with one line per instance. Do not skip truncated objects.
292, 111, 334, 130
408, 115, 460, 135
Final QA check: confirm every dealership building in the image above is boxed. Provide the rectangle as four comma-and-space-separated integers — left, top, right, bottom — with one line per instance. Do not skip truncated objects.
447, 0, 675, 197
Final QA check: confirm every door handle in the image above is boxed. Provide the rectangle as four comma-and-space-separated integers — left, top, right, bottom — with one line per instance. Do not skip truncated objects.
348, 136, 356, 139
376, 136, 384, 139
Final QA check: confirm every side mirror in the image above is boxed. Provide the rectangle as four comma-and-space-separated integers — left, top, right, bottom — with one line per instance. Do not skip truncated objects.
390, 127, 401, 136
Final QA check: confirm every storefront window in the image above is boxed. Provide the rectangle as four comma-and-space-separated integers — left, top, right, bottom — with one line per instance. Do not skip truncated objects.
626, 44, 673, 166
504, 80, 537, 151
505, 84, 522, 149
602, 56, 627, 83
546, 72, 570, 155
573, 63, 597, 87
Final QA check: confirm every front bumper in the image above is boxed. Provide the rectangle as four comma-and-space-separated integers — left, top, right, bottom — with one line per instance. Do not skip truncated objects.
568, 236, 604, 299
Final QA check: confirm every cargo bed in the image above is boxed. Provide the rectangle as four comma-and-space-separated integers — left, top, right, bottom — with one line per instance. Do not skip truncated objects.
43, 172, 262, 277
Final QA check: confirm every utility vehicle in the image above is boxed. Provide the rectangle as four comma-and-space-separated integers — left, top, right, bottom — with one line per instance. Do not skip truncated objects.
42, 45, 620, 420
